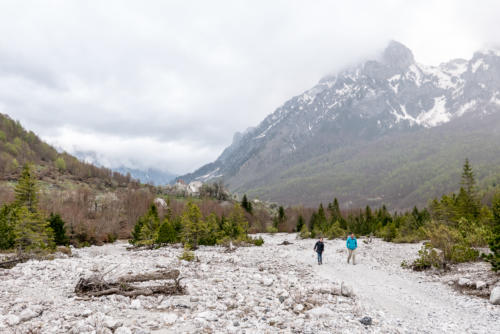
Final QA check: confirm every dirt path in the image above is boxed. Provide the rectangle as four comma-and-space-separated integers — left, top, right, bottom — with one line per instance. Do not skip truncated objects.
297, 238, 500, 333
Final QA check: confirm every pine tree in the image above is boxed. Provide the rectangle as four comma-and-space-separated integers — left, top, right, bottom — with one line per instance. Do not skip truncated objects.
182, 202, 204, 249
316, 204, 327, 232
296, 214, 305, 232
241, 194, 252, 214
139, 204, 161, 245
14, 207, 54, 253
48, 213, 69, 245
484, 193, 500, 271
459, 158, 480, 218
224, 204, 248, 239
156, 218, 177, 244
0, 204, 17, 250
15, 164, 38, 213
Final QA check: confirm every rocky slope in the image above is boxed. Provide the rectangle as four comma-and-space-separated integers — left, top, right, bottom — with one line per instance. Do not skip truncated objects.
178, 41, 500, 208
1, 235, 498, 333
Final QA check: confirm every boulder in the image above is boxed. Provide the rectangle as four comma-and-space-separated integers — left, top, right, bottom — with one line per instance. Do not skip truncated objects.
103, 316, 122, 330
359, 316, 373, 326
261, 278, 273, 287
475, 281, 487, 290
196, 311, 217, 321
457, 278, 471, 287
19, 308, 38, 322
490, 287, 500, 305
306, 307, 335, 318
341, 282, 354, 297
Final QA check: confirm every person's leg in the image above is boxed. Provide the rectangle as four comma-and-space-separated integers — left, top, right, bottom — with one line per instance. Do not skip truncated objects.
347, 249, 351, 263
317, 252, 321, 264
319, 252, 322, 264
352, 249, 356, 265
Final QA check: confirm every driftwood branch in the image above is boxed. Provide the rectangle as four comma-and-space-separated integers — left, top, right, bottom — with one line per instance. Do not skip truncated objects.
75, 269, 184, 298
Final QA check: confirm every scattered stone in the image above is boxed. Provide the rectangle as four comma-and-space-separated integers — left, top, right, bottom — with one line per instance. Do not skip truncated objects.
233, 321, 240, 326
279, 296, 286, 303
359, 316, 373, 326
162, 313, 178, 325
490, 287, 500, 305
130, 300, 142, 309
115, 326, 133, 334
5, 315, 20, 326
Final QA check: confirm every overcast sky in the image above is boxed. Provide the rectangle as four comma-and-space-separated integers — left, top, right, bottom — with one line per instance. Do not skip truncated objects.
1, 0, 499, 174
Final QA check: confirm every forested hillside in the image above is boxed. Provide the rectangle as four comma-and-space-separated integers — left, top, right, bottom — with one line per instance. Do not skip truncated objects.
0, 113, 135, 187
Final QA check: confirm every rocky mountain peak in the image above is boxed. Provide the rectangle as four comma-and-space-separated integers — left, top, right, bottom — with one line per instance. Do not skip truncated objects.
382, 40, 415, 69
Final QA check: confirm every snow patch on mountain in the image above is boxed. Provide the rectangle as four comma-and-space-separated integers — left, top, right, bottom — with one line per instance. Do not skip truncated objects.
417, 96, 450, 127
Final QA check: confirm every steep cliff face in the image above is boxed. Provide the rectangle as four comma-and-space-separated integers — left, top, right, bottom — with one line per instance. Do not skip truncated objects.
179, 41, 500, 208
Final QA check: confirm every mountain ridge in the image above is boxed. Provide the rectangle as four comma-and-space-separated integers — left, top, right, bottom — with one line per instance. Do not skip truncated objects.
177, 41, 500, 209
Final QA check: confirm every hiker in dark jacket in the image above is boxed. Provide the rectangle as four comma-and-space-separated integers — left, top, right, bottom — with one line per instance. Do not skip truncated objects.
314, 237, 325, 265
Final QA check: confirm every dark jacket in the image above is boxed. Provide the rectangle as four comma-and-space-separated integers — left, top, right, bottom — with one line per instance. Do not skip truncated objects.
314, 241, 324, 254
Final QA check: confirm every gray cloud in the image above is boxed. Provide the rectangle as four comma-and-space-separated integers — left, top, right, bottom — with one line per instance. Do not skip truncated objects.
1, 0, 500, 174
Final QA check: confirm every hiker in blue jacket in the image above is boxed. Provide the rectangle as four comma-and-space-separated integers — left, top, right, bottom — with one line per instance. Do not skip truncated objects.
346, 232, 357, 265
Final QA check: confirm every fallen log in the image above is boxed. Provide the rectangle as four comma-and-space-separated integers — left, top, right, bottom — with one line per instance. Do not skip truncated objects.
75, 269, 185, 297
0, 256, 29, 269
119, 269, 180, 283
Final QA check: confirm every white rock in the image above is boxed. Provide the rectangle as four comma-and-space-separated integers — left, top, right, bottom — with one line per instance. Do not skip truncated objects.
5, 315, 20, 326
341, 282, 354, 297
19, 308, 38, 322
261, 278, 274, 286
130, 300, 142, 309
115, 326, 133, 334
307, 307, 335, 318
162, 313, 178, 325
294, 304, 304, 312
475, 281, 487, 290
81, 309, 92, 317
196, 311, 218, 321
490, 287, 500, 305
458, 278, 471, 287
103, 316, 122, 330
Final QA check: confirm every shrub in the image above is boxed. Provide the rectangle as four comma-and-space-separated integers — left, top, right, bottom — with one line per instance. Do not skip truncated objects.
410, 244, 444, 271
251, 236, 264, 246
450, 243, 479, 263
325, 221, 346, 239
179, 249, 195, 262
298, 224, 310, 239
266, 226, 278, 234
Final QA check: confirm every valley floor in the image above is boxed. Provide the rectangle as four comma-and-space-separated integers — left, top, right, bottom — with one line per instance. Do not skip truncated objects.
0, 235, 498, 333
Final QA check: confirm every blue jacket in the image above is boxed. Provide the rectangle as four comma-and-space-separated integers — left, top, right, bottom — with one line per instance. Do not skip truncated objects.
346, 236, 357, 250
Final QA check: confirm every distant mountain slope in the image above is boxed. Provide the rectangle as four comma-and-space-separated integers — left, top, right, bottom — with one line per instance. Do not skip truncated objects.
178, 41, 500, 209
113, 167, 176, 186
